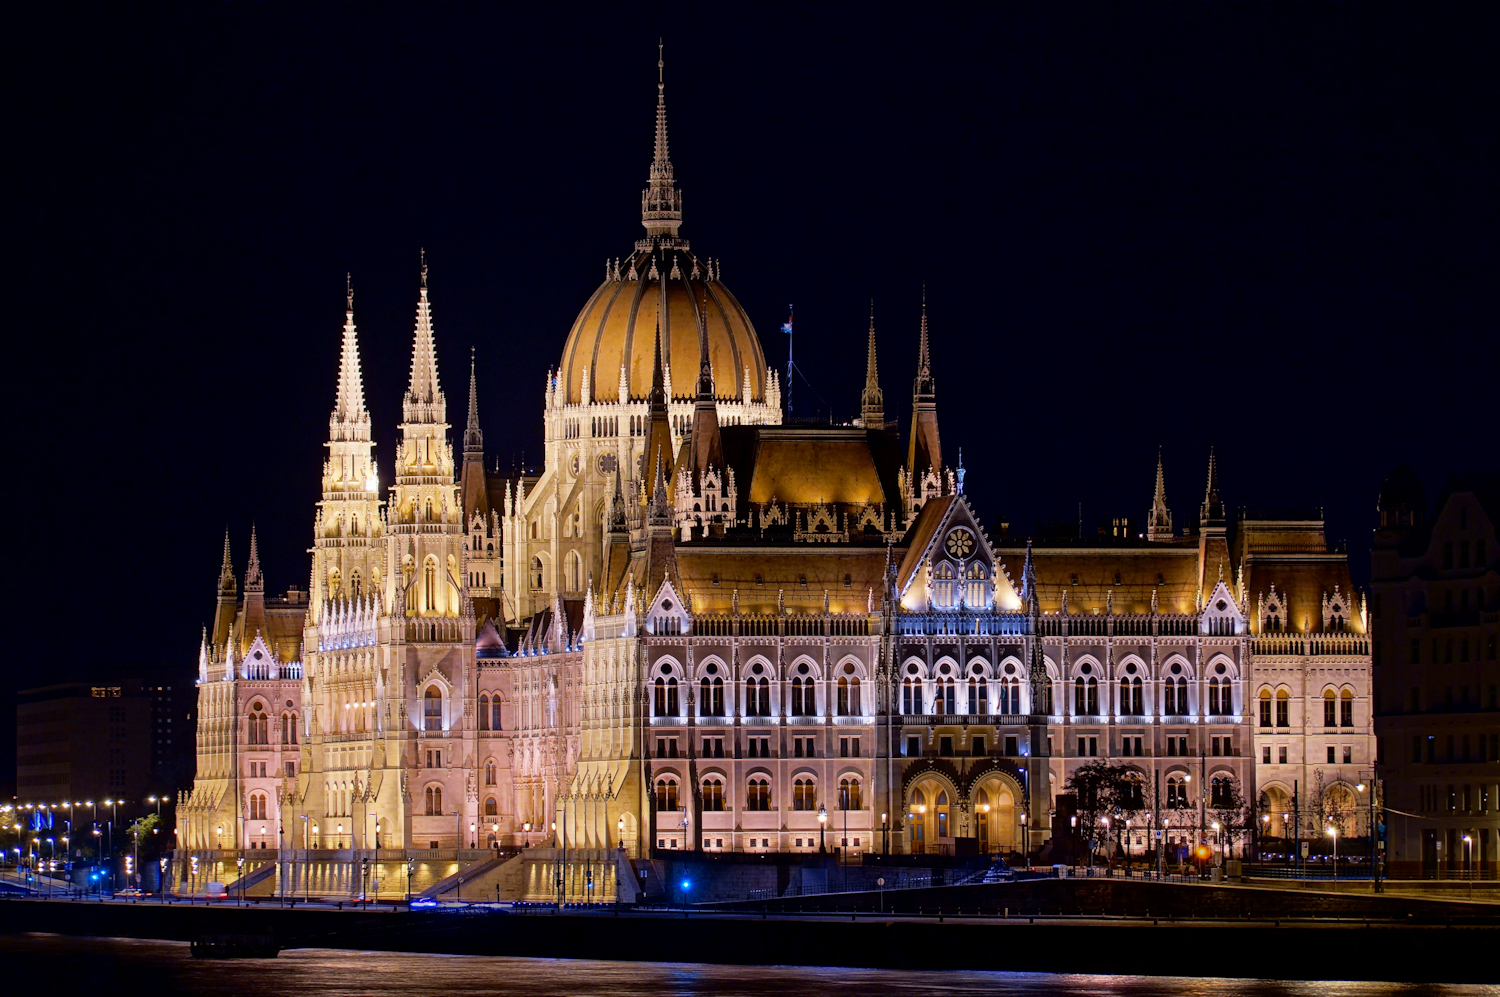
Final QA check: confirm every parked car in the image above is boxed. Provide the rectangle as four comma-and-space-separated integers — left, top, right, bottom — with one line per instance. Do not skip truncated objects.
205, 882, 228, 899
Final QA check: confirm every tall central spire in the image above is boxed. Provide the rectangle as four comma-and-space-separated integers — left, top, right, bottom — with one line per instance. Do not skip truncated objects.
907, 288, 942, 481
860, 299, 884, 427
641, 40, 684, 242
914, 287, 934, 398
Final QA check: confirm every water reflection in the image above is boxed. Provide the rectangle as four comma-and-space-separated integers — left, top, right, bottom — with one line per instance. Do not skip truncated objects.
0, 935, 1485, 997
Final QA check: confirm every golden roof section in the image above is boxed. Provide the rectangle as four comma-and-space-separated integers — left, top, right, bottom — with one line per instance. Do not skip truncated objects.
559, 249, 767, 406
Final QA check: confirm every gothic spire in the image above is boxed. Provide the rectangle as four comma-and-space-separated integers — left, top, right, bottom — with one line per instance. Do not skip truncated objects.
332, 274, 369, 436
860, 299, 884, 427
218, 530, 235, 592
1148, 448, 1174, 541
1200, 446, 1224, 526
642, 318, 675, 503
907, 287, 942, 482
914, 286, 934, 397
689, 294, 723, 491
245, 524, 263, 592
404, 250, 446, 422
641, 40, 684, 241
464, 348, 483, 455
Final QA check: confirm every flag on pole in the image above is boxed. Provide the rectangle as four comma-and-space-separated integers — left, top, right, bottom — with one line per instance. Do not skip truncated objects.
780, 312, 793, 335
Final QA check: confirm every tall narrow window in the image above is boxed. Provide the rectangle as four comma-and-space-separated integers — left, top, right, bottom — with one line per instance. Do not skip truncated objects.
1340, 689, 1354, 728
1258, 689, 1272, 728
478, 694, 491, 730
1276, 689, 1290, 727
424, 558, 437, 611
423, 687, 442, 732
491, 696, 502, 731
1324, 689, 1337, 727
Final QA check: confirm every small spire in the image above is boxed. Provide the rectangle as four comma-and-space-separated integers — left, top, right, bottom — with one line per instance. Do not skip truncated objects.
420, 247, 428, 288
1021, 540, 1039, 614
1200, 446, 1224, 526
218, 531, 235, 590
246, 524, 263, 590
915, 285, 933, 394
332, 276, 369, 433
860, 298, 884, 426
1148, 447, 1173, 541
464, 347, 483, 454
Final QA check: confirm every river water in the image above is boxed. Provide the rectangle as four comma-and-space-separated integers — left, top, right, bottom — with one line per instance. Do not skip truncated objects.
2, 934, 1493, 996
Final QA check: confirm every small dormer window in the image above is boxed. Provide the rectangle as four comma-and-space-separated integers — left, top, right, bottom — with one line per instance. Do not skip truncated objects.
711, 574, 720, 586
799, 575, 808, 587
755, 574, 764, 587
844, 574, 852, 589
1157, 573, 1165, 586
1070, 574, 1079, 586
1114, 572, 1122, 586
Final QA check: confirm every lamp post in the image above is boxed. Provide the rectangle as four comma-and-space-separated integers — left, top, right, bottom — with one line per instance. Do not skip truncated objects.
881, 812, 888, 856
158, 856, 167, 901
617, 816, 625, 851
1462, 834, 1473, 898
406, 857, 414, 906
818, 804, 828, 854
1327, 827, 1338, 887
45, 837, 54, 899
236, 855, 245, 906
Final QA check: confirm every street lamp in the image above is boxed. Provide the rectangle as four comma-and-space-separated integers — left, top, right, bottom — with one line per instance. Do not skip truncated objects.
881, 812, 889, 856
236, 855, 245, 906
617, 816, 625, 851
818, 804, 828, 854
1326, 827, 1338, 885
1463, 835, 1473, 898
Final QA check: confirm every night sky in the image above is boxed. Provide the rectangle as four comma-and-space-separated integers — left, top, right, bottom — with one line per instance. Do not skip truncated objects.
4, 6, 1493, 793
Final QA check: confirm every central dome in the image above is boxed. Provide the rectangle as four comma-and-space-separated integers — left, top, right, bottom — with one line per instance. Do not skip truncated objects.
559, 246, 768, 406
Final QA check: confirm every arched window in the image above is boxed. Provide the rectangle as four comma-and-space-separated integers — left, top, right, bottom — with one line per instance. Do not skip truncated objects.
970, 673, 988, 715
839, 778, 862, 811
249, 793, 267, 821
933, 562, 957, 609
654, 678, 667, 716
424, 497, 434, 522
423, 557, 438, 611
702, 778, 724, 812
935, 790, 950, 838
1210, 776, 1236, 808
1340, 688, 1354, 727
484, 761, 496, 786
281, 712, 295, 744
329, 568, 342, 597
840, 676, 860, 716
1166, 776, 1188, 809
565, 550, 582, 592
1323, 688, 1337, 727
902, 677, 918, 714
423, 687, 443, 732
1275, 688, 1290, 727
484, 797, 497, 817
478, 694, 491, 730
530, 556, 544, 590
937, 677, 956, 714
655, 779, 679, 812
793, 778, 815, 811
964, 561, 990, 608
491, 695, 502, 731
424, 785, 443, 816
791, 677, 807, 716
700, 677, 724, 717
1258, 688, 1272, 728
1074, 677, 1099, 716
248, 703, 269, 745
748, 677, 770, 717
1120, 676, 1143, 716
746, 777, 770, 811
349, 570, 361, 597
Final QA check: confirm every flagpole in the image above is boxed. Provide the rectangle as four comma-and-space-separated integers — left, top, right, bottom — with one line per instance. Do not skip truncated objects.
781, 306, 794, 417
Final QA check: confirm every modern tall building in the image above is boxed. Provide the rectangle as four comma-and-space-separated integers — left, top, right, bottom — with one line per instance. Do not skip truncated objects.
178, 53, 1373, 869
16, 681, 152, 805
1372, 470, 1499, 877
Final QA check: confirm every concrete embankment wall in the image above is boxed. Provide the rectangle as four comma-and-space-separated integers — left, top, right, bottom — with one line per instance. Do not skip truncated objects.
711, 877, 1500, 921
1, 898, 1496, 984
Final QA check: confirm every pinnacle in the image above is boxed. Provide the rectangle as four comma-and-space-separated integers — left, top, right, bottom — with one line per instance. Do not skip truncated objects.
464, 348, 483, 454
332, 278, 370, 432
404, 256, 445, 419
861, 299, 884, 423
246, 524, 263, 588
219, 530, 234, 588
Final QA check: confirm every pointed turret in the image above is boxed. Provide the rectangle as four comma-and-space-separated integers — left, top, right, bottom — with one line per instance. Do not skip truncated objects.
687, 296, 723, 490
404, 251, 445, 422
1147, 448, 1174, 542
245, 524, 263, 592
1196, 448, 1230, 607
641, 40, 683, 242
331, 274, 370, 442
211, 531, 237, 650
461, 349, 490, 523
907, 289, 942, 482
241, 525, 266, 653
1200, 447, 1224, 527
642, 319, 675, 504
860, 300, 884, 428
218, 531, 235, 593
